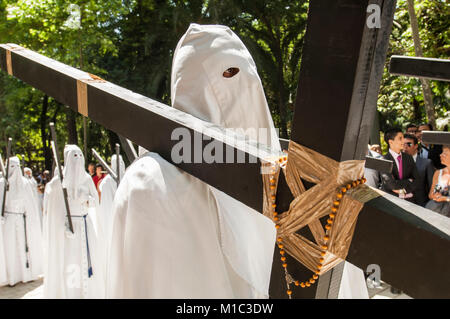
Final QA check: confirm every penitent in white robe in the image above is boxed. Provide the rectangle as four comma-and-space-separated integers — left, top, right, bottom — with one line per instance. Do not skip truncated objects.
43, 145, 104, 299
97, 155, 125, 278
107, 24, 280, 299
0, 157, 43, 286
24, 168, 42, 229
0, 215, 7, 286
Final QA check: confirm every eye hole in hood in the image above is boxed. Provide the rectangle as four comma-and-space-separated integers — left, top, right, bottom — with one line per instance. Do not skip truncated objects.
223, 67, 239, 78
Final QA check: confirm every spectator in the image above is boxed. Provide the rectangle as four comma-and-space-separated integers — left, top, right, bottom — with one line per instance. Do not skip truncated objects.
88, 162, 95, 177
37, 170, 50, 185
92, 164, 105, 189
425, 145, 450, 216
380, 128, 420, 203
417, 123, 444, 169
403, 134, 435, 207
405, 123, 418, 136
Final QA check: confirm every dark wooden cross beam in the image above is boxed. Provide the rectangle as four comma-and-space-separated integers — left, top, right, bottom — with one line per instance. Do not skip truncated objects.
1, 0, 449, 299
422, 131, 450, 145
389, 55, 450, 82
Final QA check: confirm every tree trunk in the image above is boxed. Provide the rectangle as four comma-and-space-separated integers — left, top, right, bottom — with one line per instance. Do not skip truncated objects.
66, 107, 78, 145
40, 95, 52, 170
406, 0, 436, 128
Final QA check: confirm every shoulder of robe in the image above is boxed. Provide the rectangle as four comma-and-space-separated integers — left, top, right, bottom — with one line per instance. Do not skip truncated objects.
122, 152, 171, 193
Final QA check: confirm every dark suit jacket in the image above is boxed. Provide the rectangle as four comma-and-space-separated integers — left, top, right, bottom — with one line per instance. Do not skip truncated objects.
381, 151, 420, 203
415, 156, 436, 206
421, 144, 444, 169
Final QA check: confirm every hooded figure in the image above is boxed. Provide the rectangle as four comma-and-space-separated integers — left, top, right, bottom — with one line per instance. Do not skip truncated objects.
43, 145, 104, 298
0, 157, 43, 286
107, 24, 280, 298
97, 154, 125, 282
24, 167, 42, 228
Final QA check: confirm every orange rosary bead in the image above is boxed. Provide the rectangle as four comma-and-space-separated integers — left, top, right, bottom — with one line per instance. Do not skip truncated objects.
278, 244, 283, 249
336, 193, 343, 199
275, 224, 280, 229
346, 184, 351, 189
280, 250, 285, 255
329, 213, 335, 218
309, 279, 315, 284
320, 251, 326, 257
323, 235, 329, 241
282, 263, 287, 268
327, 219, 333, 225
313, 274, 318, 280
321, 245, 328, 250
331, 207, 337, 213
287, 290, 292, 295
305, 282, 311, 287
281, 257, 286, 262
300, 282, 306, 288
277, 237, 282, 242
325, 224, 331, 230
294, 281, 300, 286
333, 201, 340, 206
341, 187, 347, 193
319, 258, 324, 263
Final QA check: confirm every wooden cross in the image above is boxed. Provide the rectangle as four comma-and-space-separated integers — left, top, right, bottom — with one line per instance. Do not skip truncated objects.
1, 0, 449, 298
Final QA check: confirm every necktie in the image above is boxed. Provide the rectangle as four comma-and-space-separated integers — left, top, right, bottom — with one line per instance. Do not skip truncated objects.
397, 154, 403, 179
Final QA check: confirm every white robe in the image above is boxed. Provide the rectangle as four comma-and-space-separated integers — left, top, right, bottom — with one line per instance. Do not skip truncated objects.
97, 155, 125, 286
0, 157, 43, 286
0, 215, 7, 286
43, 145, 104, 298
107, 24, 279, 299
107, 152, 276, 298
25, 172, 42, 229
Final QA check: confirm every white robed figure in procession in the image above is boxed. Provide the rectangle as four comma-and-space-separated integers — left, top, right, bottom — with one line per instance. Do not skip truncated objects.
43, 145, 104, 298
107, 24, 280, 298
24, 167, 43, 228
97, 154, 125, 279
0, 157, 43, 286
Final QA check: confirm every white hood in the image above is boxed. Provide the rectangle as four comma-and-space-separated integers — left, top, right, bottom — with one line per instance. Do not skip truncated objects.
7, 156, 24, 192
171, 23, 280, 151
62, 145, 89, 199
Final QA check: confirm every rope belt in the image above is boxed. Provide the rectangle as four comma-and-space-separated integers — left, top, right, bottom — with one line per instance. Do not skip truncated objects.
68, 214, 93, 278
5, 211, 30, 268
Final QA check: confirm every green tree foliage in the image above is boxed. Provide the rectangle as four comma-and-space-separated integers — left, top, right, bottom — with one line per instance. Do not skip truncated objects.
378, 0, 449, 133
0, 0, 448, 172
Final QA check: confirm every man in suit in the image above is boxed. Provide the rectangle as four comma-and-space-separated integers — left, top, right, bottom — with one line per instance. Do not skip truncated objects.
417, 123, 444, 169
381, 128, 420, 203
403, 133, 436, 207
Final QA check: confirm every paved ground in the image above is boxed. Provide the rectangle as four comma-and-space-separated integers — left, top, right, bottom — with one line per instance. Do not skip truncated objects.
0, 276, 411, 299
0, 276, 44, 299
